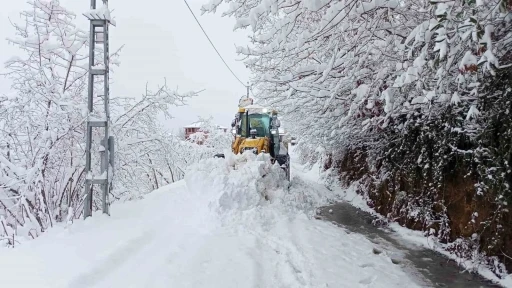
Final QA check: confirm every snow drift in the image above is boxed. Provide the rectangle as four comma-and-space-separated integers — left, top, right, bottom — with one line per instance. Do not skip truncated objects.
185, 150, 288, 213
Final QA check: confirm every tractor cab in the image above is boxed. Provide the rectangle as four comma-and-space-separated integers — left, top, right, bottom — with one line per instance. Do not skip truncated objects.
230, 105, 271, 155
217, 99, 290, 181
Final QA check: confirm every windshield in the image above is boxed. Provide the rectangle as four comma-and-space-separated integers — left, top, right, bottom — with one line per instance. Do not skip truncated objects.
240, 113, 270, 137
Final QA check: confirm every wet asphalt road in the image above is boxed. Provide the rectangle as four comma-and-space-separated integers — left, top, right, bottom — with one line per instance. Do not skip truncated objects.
317, 202, 503, 288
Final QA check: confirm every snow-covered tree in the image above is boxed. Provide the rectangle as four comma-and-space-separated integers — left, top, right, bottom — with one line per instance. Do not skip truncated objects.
109, 80, 196, 200
202, 0, 415, 153
1, 0, 90, 240
0, 0, 197, 244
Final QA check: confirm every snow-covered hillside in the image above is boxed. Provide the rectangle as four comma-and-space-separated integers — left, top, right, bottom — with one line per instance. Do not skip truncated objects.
0, 151, 423, 287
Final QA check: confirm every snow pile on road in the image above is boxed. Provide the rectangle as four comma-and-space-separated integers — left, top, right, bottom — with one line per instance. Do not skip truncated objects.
185, 150, 288, 213
185, 149, 342, 218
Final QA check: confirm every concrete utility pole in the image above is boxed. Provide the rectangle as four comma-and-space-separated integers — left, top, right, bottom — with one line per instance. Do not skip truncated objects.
83, 0, 115, 218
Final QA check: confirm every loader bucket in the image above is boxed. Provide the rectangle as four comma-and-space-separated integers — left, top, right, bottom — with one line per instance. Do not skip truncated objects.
275, 154, 291, 182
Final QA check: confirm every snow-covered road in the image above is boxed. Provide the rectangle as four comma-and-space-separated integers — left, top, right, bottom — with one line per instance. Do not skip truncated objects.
0, 152, 425, 287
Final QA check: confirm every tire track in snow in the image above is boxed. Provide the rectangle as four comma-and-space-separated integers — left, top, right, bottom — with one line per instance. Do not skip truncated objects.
68, 184, 214, 288
244, 222, 311, 288
247, 233, 267, 288
66, 229, 156, 288
286, 216, 314, 287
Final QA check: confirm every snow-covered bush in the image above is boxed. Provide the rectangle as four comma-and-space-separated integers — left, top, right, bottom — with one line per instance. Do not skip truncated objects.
1, 0, 92, 241
203, 0, 512, 274
109, 80, 196, 200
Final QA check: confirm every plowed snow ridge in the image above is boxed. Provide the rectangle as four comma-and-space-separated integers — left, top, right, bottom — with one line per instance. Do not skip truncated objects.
0, 150, 424, 287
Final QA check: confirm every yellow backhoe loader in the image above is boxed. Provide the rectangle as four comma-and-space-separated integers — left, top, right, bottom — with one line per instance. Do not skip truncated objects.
215, 99, 291, 181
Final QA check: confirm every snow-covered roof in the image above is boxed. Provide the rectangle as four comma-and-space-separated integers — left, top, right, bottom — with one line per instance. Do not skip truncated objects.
244, 104, 269, 115
239, 97, 253, 107
184, 122, 204, 128
184, 122, 227, 130
243, 104, 266, 110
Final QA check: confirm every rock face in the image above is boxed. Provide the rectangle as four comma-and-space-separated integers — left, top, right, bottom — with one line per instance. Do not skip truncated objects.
325, 149, 512, 275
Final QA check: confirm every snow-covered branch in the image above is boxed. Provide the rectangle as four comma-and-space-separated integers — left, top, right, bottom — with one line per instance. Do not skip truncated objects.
0, 1, 201, 245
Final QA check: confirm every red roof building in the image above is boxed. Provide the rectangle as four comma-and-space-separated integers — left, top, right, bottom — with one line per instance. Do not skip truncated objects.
184, 122, 228, 144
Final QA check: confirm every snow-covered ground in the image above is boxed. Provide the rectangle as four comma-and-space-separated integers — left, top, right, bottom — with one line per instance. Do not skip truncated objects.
0, 150, 425, 288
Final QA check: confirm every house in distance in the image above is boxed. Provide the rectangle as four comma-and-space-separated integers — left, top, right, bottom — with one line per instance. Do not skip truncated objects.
184, 121, 228, 144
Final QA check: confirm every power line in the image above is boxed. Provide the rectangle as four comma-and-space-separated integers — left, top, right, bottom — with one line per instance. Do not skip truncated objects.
248, 86, 257, 99
182, 0, 247, 88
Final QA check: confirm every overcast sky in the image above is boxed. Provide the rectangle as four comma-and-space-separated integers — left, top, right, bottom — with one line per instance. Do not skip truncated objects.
0, 0, 251, 134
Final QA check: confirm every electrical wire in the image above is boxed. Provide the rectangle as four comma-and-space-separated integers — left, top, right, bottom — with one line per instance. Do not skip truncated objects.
182, 0, 248, 88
